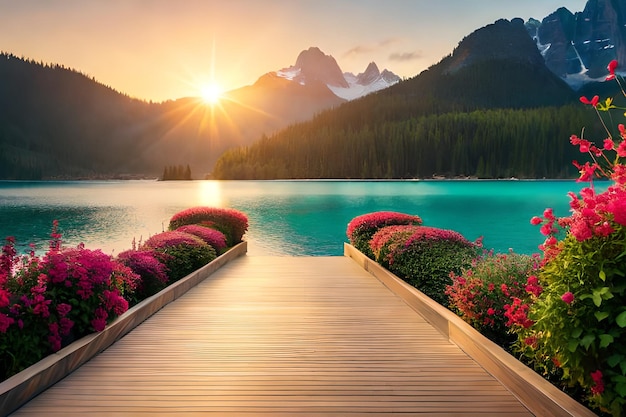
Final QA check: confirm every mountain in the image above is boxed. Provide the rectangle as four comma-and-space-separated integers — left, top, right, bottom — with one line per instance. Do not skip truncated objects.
275, 47, 401, 100
526, 0, 626, 89
410, 18, 576, 109
0, 46, 400, 179
212, 18, 591, 180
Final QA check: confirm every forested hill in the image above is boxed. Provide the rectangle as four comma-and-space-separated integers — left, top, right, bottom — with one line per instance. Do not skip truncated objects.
211, 19, 610, 180
0, 53, 156, 179
0, 52, 343, 179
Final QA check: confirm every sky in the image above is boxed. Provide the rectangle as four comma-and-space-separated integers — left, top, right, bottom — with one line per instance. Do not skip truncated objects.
0, 0, 589, 102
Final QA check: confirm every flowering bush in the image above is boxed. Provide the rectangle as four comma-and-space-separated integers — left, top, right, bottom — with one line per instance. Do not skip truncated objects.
346, 211, 422, 258
382, 225, 480, 306
1, 223, 140, 379
142, 231, 216, 281
175, 224, 228, 254
511, 60, 626, 416
1, 206, 247, 382
369, 224, 422, 266
116, 248, 169, 304
168, 207, 248, 246
446, 251, 539, 347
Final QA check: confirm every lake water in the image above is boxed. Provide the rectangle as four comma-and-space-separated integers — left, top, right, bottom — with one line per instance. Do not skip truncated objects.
0, 180, 595, 257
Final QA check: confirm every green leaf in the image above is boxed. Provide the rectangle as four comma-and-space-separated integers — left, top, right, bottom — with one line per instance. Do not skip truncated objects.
595, 311, 610, 322
616, 383, 626, 398
616, 311, 626, 328
580, 334, 596, 350
599, 334, 614, 348
621, 361, 626, 376
592, 292, 602, 307
608, 354, 625, 368
599, 270, 606, 281
571, 327, 583, 338
568, 339, 579, 352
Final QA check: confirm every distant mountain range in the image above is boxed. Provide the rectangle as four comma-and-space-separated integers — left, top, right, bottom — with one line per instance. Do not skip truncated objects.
0, 0, 624, 180
275, 47, 401, 100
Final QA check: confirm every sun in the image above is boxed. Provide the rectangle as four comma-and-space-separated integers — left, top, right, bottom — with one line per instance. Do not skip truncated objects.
200, 83, 222, 105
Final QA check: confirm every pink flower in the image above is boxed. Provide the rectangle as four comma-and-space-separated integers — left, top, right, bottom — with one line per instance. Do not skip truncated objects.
57, 303, 72, 317
500, 283, 510, 297
487, 308, 495, 316
91, 307, 108, 332
561, 291, 574, 304
543, 208, 555, 220
603, 138, 615, 151
346, 211, 422, 241
578, 139, 591, 153
176, 225, 227, 252
572, 160, 598, 182
617, 141, 626, 158
590, 370, 605, 395
0, 288, 10, 308
608, 195, 626, 226
525, 275, 542, 297
611, 164, 626, 184
168, 207, 249, 244
594, 221, 614, 237
0, 312, 15, 333
530, 216, 542, 226
143, 231, 208, 250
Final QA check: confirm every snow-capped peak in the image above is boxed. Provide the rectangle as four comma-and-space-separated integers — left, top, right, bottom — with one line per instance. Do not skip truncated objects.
274, 47, 400, 101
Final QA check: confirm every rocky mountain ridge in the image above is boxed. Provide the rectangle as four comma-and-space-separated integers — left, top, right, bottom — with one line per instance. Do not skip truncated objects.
526, 0, 626, 89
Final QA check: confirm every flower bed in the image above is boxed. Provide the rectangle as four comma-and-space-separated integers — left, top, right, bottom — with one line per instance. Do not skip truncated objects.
344, 242, 596, 417
342, 61, 626, 416
0, 205, 248, 412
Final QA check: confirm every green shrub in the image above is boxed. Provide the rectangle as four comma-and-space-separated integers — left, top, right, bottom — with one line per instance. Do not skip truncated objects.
175, 224, 228, 254
142, 231, 216, 281
516, 214, 626, 416
346, 211, 422, 259
446, 251, 539, 347
386, 226, 480, 306
369, 224, 422, 267
116, 249, 169, 304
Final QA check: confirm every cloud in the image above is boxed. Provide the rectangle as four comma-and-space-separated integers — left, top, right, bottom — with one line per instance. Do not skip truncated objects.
342, 38, 403, 58
389, 51, 423, 61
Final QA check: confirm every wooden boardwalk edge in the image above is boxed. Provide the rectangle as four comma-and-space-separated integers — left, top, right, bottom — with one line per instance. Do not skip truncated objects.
0, 241, 248, 417
343, 242, 598, 417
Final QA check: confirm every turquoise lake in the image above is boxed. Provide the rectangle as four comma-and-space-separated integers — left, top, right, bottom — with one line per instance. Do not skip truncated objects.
0, 180, 597, 257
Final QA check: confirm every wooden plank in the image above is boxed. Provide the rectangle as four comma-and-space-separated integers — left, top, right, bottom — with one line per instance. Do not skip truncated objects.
10, 255, 533, 416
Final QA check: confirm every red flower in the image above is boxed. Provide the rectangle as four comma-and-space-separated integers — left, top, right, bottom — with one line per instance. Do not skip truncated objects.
590, 370, 605, 395
573, 161, 599, 182
611, 164, 626, 184
579, 95, 599, 106
530, 216, 542, 226
524, 336, 538, 348
561, 291, 574, 304
603, 138, 615, 150
617, 141, 626, 158
606, 59, 618, 80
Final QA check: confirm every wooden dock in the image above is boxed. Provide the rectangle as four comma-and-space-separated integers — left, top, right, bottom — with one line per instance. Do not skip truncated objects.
9, 255, 534, 416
